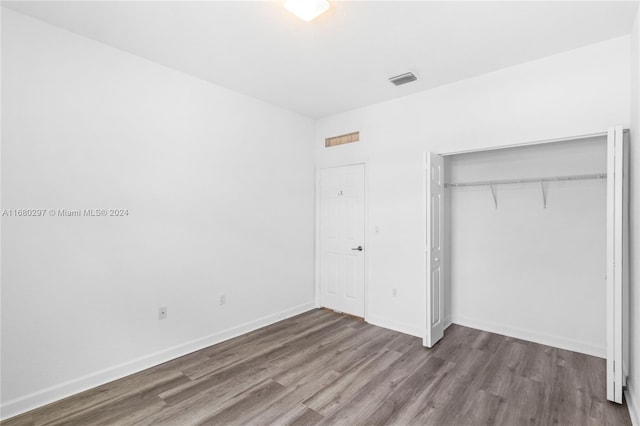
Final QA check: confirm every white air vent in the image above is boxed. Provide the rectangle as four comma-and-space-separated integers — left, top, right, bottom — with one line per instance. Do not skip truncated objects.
389, 72, 417, 86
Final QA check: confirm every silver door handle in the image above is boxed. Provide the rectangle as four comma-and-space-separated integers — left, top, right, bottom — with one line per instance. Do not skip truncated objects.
434, 257, 439, 262
351, 246, 363, 251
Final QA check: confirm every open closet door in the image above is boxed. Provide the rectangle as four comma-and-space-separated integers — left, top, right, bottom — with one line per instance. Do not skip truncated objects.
424, 152, 446, 348
606, 126, 629, 404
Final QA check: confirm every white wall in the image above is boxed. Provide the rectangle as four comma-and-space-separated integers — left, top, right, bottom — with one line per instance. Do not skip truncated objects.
448, 137, 607, 356
627, 8, 640, 426
0, 9, 315, 419
1, 6, 635, 421
316, 36, 631, 345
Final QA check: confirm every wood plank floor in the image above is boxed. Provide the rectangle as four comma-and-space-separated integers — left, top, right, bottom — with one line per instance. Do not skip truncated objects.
2, 309, 632, 425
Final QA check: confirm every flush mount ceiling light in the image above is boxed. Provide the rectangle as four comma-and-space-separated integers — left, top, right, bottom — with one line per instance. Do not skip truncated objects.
284, 0, 330, 22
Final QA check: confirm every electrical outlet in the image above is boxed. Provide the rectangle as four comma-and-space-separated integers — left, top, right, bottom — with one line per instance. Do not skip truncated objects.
159, 306, 167, 320
219, 293, 226, 306
392, 288, 397, 297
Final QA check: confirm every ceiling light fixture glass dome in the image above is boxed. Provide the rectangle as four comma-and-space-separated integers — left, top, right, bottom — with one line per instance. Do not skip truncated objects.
284, 0, 330, 22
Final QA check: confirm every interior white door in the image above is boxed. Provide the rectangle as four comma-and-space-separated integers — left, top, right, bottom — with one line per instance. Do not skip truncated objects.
424, 152, 445, 348
606, 126, 628, 404
319, 164, 365, 317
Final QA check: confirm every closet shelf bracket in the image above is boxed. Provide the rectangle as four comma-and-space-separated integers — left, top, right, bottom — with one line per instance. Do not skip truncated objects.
490, 185, 498, 209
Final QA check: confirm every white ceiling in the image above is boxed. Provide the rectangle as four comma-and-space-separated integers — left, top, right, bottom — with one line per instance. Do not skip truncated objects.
4, 1, 638, 118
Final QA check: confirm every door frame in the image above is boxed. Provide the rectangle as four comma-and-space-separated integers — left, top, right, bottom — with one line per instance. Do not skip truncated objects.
439, 131, 610, 156
606, 126, 629, 403
315, 162, 369, 319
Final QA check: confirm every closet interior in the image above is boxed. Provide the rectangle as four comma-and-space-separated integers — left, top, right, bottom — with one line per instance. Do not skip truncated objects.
444, 135, 608, 357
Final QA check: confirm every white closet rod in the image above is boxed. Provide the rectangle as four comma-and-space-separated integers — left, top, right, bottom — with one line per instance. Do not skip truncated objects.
445, 173, 606, 188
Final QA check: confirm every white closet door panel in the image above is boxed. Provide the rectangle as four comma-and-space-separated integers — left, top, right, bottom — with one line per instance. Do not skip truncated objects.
424, 152, 446, 348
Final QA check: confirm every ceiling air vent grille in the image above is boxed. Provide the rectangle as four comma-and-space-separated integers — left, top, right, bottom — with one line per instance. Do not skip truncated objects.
389, 72, 417, 86
325, 131, 359, 148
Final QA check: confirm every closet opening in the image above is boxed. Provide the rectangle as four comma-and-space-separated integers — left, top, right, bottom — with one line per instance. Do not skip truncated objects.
424, 128, 629, 403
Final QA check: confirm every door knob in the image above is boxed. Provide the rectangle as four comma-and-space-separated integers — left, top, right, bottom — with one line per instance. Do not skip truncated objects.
351, 246, 363, 251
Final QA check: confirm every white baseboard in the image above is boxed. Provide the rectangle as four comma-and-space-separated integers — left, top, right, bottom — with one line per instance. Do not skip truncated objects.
366, 315, 423, 338
451, 315, 606, 358
443, 317, 452, 329
627, 386, 639, 426
0, 302, 316, 421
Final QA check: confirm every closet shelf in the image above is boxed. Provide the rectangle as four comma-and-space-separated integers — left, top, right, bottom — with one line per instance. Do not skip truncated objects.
445, 173, 606, 188
445, 173, 606, 209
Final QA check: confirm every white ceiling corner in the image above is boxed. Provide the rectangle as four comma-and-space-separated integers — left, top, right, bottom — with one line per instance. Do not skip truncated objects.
3, 1, 638, 118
